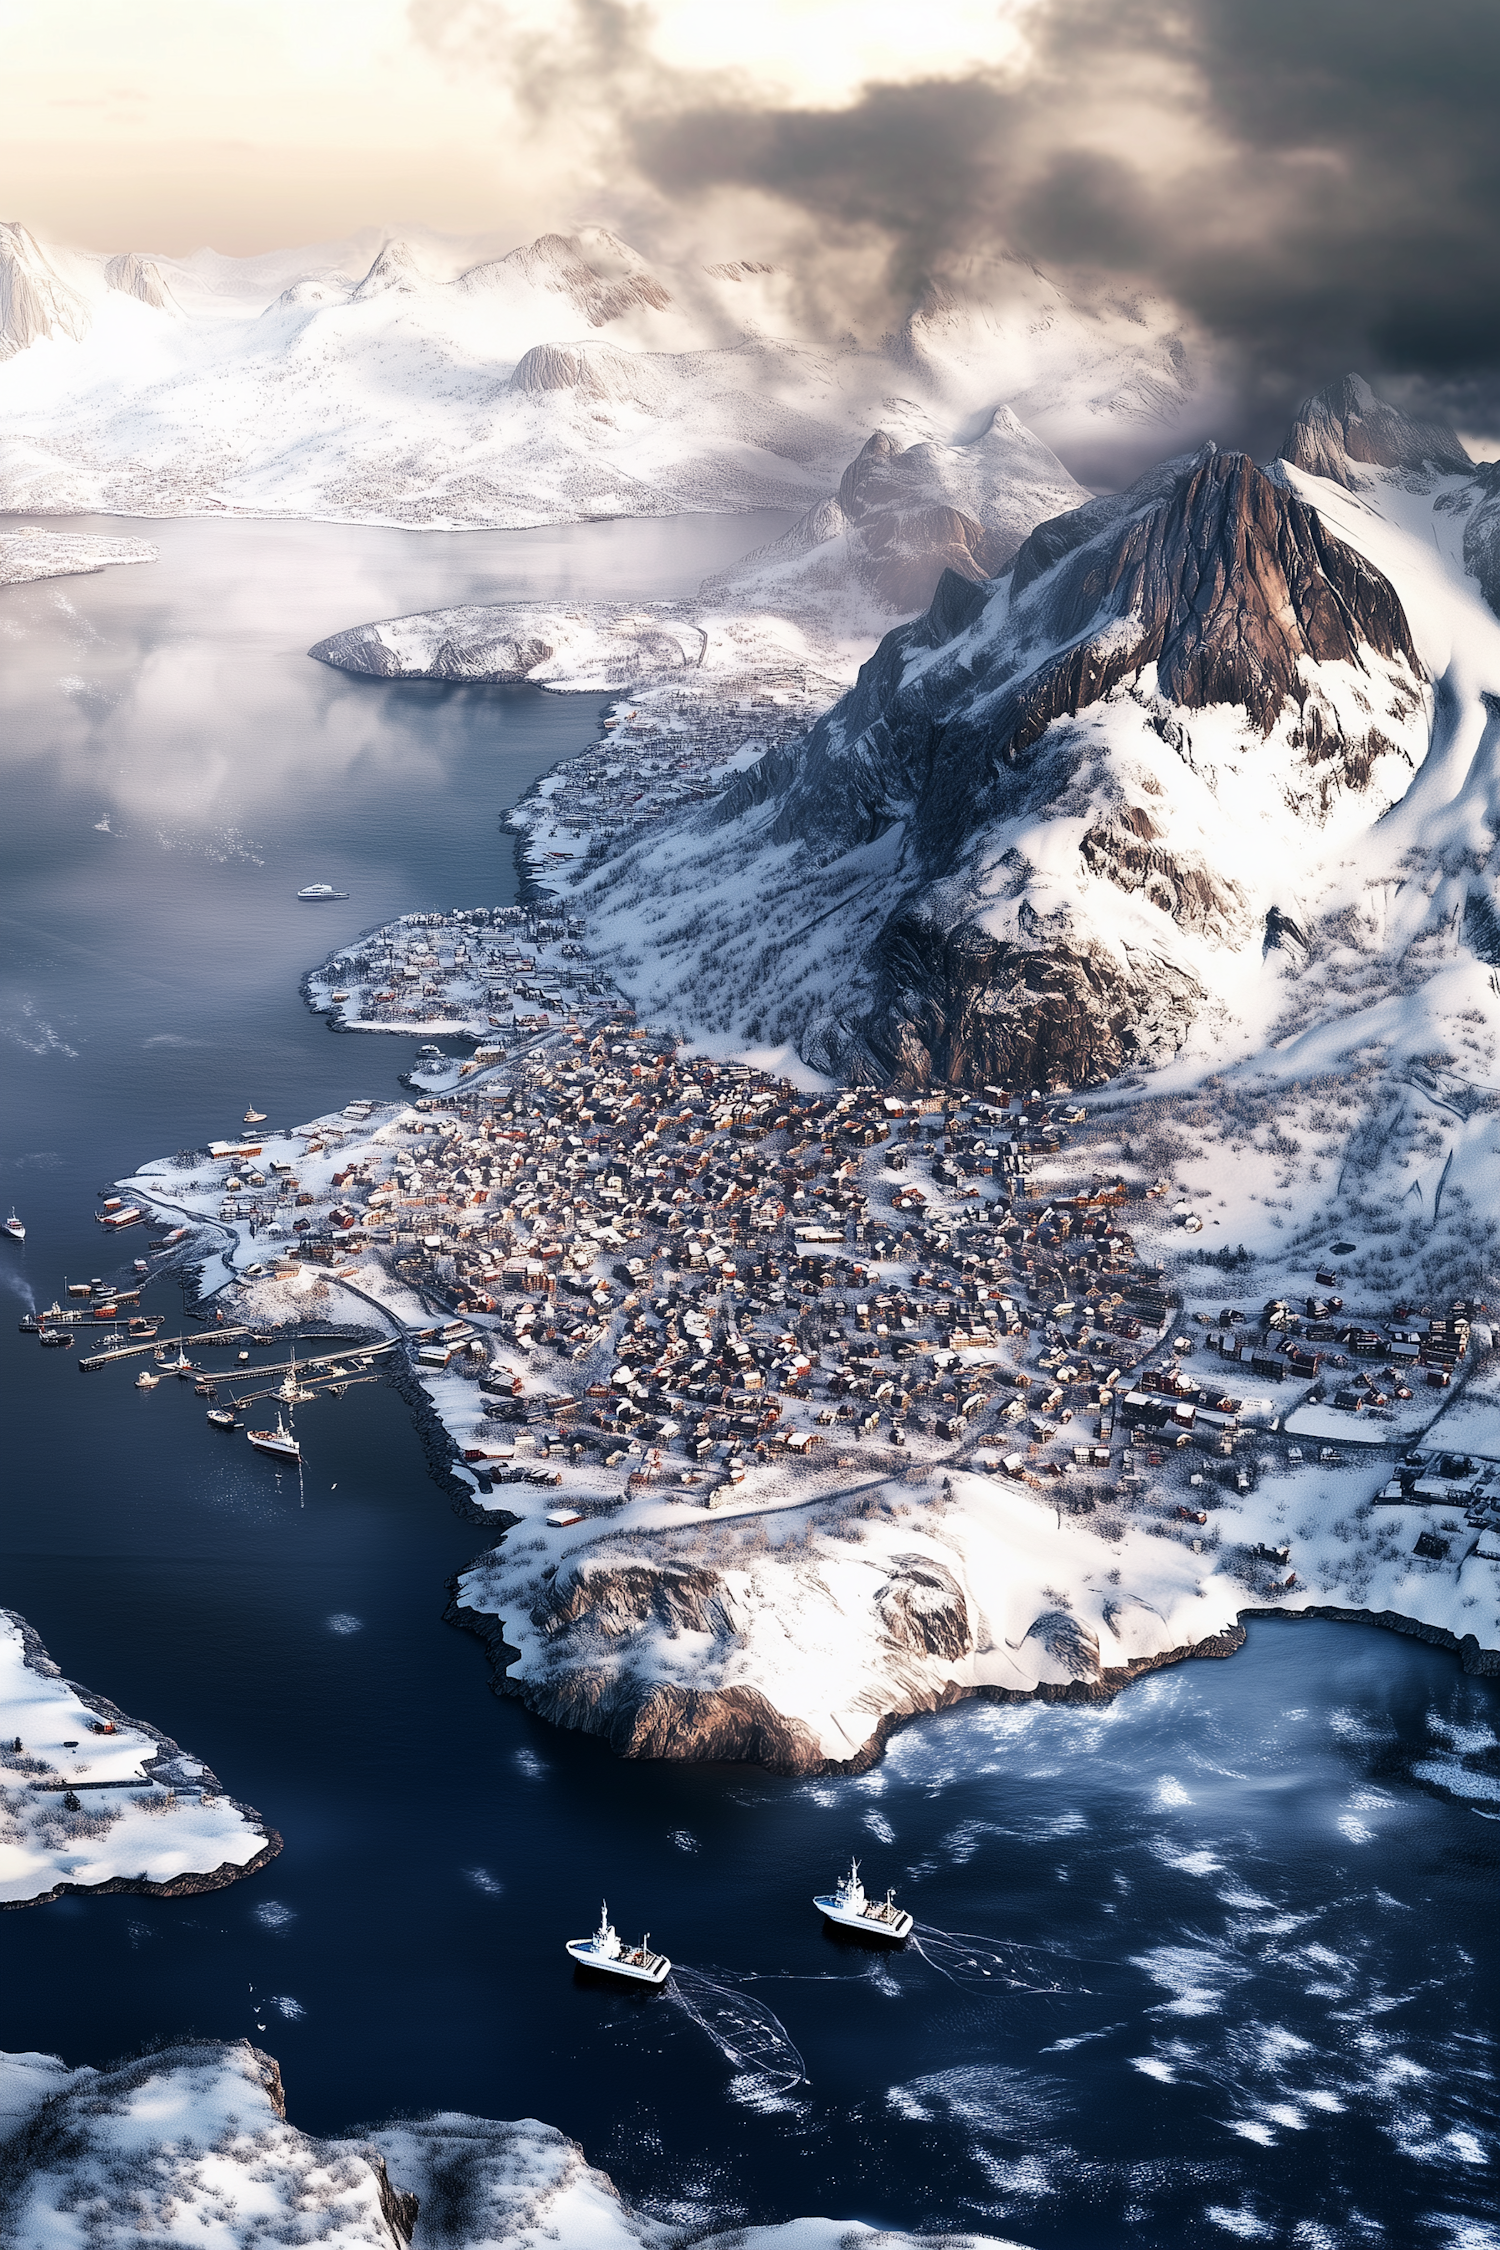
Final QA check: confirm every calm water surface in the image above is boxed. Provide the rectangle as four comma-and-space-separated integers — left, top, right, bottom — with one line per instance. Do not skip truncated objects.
1, 518, 1496, 2249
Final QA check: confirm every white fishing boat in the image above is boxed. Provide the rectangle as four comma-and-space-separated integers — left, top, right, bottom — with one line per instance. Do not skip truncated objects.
135, 1370, 160, 1390
296, 883, 349, 901
3, 1208, 24, 1244
243, 1106, 267, 1126
565, 1902, 670, 1986
206, 1406, 237, 1430
247, 1415, 301, 1463
814, 1858, 913, 1941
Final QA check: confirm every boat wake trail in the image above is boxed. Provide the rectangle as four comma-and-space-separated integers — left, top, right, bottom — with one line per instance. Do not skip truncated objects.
908, 1923, 1080, 1994
667, 1966, 809, 2108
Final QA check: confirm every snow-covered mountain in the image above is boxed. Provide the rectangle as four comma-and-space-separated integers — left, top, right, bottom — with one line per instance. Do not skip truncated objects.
310, 409, 1090, 704
0, 2036, 1012, 2250
0, 219, 1201, 526
702, 407, 1087, 623
578, 401, 1473, 1090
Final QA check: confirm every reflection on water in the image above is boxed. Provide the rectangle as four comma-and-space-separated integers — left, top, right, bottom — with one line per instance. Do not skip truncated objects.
0, 518, 1496, 2248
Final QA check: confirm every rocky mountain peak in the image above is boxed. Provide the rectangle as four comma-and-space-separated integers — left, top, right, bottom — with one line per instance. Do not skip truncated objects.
104, 251, 176, 312
1017, 445, 1421, 741
1280, 371, 1470, 488
351, 239, 426, 300
0, 221, 90, 358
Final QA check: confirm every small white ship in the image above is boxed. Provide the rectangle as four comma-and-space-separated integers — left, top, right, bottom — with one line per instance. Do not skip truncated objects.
135, 1369, 160, 1390
243, 1106, 267, 1126
296, 883, 349, 902
206, 1406, 237, 1430
814, 1858, 913, 1941
565, 1902, 670, 1986
247, 1415, 301, 1463
3, 1208, 24, 1243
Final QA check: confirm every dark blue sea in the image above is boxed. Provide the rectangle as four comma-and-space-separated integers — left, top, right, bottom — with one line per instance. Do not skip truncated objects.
1, 516, 1496, 2249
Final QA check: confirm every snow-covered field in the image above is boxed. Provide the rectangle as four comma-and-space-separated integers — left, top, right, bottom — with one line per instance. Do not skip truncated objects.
0, 2035, 1022, 2250
0, 1611, 277, 1908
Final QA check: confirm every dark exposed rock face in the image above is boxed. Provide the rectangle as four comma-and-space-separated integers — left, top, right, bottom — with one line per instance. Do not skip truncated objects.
998, 447, 1420, 747
721, 446, 1424, 1090
1281, 372, 1470, 488
848, 917, 1207, 1091
1020, 1609, 1101, 1682
1461, 462, 1500, 620
875, 1552, 971, 1660
834, 430, 1011, 613
531, 1555, 726, 1639
528, 1667, 828, 1773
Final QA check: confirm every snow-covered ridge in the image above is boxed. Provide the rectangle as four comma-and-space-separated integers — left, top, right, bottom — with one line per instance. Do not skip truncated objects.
0, 1609, 278, 1908
563, 383, 1500, 1104
0, 217, 1201, 528
0, 2034, 1024, 2247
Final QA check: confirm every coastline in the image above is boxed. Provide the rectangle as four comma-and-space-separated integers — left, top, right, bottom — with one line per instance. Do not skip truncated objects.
0, 1609, 281, 1911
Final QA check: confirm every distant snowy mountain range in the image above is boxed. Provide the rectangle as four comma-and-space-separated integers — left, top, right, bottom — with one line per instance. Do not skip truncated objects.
0, 215, 1201, 526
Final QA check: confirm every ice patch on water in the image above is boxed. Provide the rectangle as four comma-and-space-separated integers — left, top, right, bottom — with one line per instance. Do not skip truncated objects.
669, 1829, 699, 1852
1428, 1714, 1498, 1756
863, 1809, 895, 1844
882, 2063, 1068, 2139
268, 1995, 305, 2019
1154, 1775, 1192, 1807
1132, 1943, 1250, 2016
1206, 2201, 1274, 2235
514, 1748, 546, 1778
1413, 1758, 1500, 1802
466, 1868, 503, 1894
1337, 1815, 1375, 1843
325, 1613, 362, 1635
253, 1901, 294, 1929
1151, 1839, 1224, 1877
1042, 2022, 1126, 2052
1132, 2055, 1179, 2081
1227, 2120, 1278, 2145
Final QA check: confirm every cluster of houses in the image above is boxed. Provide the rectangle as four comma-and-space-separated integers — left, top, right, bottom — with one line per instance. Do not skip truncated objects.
508, 674, 837, 878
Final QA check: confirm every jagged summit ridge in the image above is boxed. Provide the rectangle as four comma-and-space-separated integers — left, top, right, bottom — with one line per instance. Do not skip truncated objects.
1281, 371, 1471, 488
0, 220, 89, 358
755, 446, 1422, 868
104, 251, 176, 311
581, 423, 1433, 1094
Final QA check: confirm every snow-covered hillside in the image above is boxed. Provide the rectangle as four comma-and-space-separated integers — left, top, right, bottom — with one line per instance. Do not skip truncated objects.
0, 1610, 278, 1907
561, 382, 1500, 1108
0, 218, 1198, 527
0, 2036, 1019, 2250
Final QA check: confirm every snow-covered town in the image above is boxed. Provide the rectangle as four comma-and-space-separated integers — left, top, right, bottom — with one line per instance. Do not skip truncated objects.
68, 966, 1494, 1774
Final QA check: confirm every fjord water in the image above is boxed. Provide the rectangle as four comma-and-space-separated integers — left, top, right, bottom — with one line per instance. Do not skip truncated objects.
1, 519, 1496, 2249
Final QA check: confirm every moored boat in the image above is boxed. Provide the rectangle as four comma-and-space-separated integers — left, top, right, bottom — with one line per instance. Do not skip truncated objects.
243, 1106, 267, 1125
814, 1858, 912, 1941
207, 1406, 237, 1430
565, 1902, 670, 1985
39, 1328, 74, 1349
247, 1415, 300, 1463
136, 1370, 160, 1390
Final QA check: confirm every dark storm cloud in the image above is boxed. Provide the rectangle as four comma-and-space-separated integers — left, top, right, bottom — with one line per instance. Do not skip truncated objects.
413, 0, 1500, 450
635, 0, 1500, 443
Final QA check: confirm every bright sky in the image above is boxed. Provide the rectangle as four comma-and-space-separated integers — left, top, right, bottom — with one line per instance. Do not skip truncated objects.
3, 0, 1029, 255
